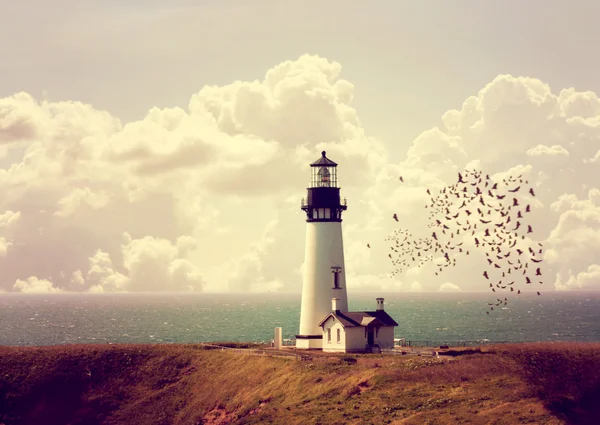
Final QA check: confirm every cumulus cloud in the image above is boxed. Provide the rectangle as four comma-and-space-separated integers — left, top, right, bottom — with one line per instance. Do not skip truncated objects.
0, 54, 387, 293
13, 276, 62, 293
1, 58, 600, 294
226, 220, 284, 292
122, 233, 205, 292
0, 210, 20, 228
350, 73, 600, 293
526, 144, 569, 158
0, 210, 19, 259
85, 249, 128, 293
556, 265, 600, 291
439, 282, 462, 292
0, 92, 45, 144
544, 189, 600, 290
0, 238, 9, 258
54, 188, 111, 217
409, 281, 422, 292
83, 234, 205, 293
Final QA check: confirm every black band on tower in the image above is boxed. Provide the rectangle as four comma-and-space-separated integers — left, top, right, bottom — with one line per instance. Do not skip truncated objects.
301, 151, 347, 222
301, 187, 347, 222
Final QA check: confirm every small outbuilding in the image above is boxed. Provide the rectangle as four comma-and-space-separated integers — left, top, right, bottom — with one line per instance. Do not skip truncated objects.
318, 297, 398, 353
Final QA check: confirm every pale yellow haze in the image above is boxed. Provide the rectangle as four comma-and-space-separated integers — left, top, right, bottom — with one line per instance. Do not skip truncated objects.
1, 1, 600, 293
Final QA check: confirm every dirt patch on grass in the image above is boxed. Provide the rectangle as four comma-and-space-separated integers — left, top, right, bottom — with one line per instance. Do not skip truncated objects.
201, 406, 237, 425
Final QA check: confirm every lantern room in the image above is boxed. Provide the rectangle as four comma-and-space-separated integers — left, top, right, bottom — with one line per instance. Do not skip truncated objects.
310, 151, 338, 188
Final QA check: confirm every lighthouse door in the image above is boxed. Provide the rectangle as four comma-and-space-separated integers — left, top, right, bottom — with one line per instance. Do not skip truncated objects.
367, 329, 374, 346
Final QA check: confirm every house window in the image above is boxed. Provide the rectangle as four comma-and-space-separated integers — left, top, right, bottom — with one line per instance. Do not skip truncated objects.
327, 328, 331, 343
336, 328, 341, 343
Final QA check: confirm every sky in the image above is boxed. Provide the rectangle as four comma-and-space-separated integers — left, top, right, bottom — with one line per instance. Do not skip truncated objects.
1, 0, 600, 293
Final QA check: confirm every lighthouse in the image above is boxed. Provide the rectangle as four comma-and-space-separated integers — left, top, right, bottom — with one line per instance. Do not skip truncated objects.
296, 151, 349, 350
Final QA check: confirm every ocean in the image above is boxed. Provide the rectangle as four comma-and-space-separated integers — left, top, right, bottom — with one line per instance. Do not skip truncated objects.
1, 292, 599, 347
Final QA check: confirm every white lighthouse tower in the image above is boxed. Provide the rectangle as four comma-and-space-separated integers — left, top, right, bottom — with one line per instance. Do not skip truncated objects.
296, 151, 348, 350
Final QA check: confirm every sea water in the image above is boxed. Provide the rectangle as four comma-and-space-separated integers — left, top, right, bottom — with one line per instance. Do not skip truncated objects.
0, 292, 599, 346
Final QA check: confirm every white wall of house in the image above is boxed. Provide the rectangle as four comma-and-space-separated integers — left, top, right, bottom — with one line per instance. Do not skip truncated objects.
321, 317, 367, 353
345, 327, 367, 352
321, 316, 346, 353
374, 326, 395, 349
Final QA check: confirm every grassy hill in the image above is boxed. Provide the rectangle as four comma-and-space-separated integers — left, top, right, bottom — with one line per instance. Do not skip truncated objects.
0, 342, 599, 425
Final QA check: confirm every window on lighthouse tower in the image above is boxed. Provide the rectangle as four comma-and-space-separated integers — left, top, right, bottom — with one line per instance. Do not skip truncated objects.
317, 167, 331, 187
331, 267, 342, 289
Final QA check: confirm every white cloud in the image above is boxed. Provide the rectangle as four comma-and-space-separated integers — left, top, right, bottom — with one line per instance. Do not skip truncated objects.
84, 234, 205, 293
13, 276, 62, 293
544, 189, 600, 290
0, 92, 46, 144
122, 234, 205, 292
1, 57, 600, 295
54, 188, 111, 217
70, 269, 85, 287
556, 265, 600, 290
361, 74, 600, 293
0, 54, 389, 293
86, 249, 128, 293
0, 237, 10, 258
0, 56, 384, 291
526, 144, 569, 158
439, 282, 462, 292
0, 210, 20, 228
225, 219, 284, 292
0, 210, 19, 259
409, 281, 422, 292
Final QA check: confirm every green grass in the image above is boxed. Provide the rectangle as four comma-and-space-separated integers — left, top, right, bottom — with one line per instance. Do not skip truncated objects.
0, 342, 598, 424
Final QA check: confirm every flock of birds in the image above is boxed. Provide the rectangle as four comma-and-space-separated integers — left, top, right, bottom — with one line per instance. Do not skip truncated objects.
372, 170, 544, 313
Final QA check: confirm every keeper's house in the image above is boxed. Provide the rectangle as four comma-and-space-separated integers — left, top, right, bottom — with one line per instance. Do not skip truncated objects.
318, 297, 398, 353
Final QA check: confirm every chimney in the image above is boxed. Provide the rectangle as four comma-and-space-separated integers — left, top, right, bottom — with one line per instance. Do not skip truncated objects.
376, 298, 384, 311
332, 298, 340, 312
